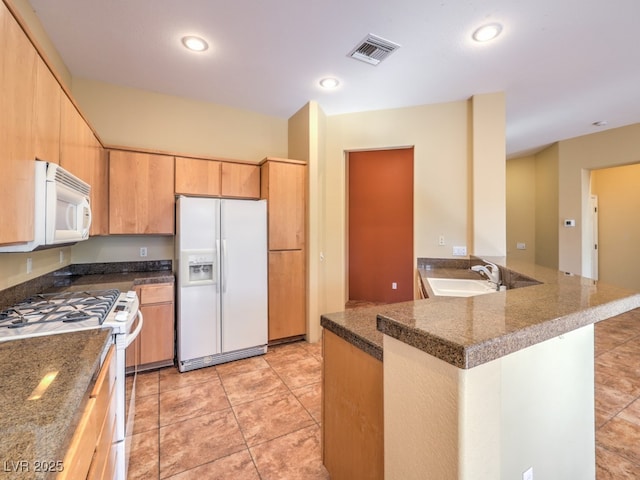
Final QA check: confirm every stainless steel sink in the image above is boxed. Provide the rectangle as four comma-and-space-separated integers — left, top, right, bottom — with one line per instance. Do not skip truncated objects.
426, 277, 497, 297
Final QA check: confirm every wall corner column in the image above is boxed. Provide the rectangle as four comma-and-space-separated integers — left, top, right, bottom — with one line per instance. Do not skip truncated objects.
470, 92, 507, 256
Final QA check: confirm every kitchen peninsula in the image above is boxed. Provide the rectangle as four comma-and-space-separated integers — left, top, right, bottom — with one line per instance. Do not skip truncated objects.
321, 258, 640, 480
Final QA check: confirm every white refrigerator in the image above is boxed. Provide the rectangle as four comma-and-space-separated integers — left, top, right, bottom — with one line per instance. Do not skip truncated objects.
176, 196, 268, 372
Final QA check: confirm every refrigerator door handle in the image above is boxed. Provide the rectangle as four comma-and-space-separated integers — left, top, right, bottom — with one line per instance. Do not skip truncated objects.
215, 240, 220, 293
222, 239, 228, 293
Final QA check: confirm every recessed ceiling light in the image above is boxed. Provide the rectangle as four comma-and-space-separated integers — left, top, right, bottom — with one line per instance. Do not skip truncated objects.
472, 23, 503, 42
181, 36, 209, 52
592, 120, 608, 127
319, 77, 340, 89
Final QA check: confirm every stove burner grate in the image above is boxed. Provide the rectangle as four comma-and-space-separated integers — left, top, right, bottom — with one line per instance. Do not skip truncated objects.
0, 289, 120, 329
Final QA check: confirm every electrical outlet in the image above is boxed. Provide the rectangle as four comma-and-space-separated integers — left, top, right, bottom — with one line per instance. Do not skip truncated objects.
392, 282, 398, 290
523, 466, 533, 480
438, 235, 445, 246
140, 247, 148, 257
516, 242, 526, 250
452, 246, 467, 256
59, 250, 65, 263
26, 257, 32, 274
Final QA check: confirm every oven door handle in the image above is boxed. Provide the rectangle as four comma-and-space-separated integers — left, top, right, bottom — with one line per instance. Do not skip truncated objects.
125, 310, 144, 348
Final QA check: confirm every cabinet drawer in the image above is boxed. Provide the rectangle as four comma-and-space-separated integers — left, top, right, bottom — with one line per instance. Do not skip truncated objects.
139, 284, 173, 304
87, 389, 116, 480
91, 346, 115, 416
58, 397, 97, 480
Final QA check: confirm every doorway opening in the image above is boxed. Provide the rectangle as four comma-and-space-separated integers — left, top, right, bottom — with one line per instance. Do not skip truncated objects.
347, 147, 414, 304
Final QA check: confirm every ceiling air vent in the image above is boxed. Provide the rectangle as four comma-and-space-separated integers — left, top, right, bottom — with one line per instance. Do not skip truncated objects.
348, 34, 400, 66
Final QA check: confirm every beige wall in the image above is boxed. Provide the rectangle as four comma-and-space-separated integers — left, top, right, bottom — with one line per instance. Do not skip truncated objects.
384, 325, 595, 479
507, 123, 640, 277
71, 236, 174, 264
591, 164, 640, 291
535, 144, 559, 268
506, 156, 536, 262
72, 78, 288, 161
558, 123, 640, 275
0, 247, 71, 290
470, 93, 507, 256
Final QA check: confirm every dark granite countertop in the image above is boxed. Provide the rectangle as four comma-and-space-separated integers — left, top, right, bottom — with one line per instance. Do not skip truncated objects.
0, 329, 112, 480
0, 262, 175, 478
46, 270, 174, 295
1, 261, 174, 310
321, 258, 640, 368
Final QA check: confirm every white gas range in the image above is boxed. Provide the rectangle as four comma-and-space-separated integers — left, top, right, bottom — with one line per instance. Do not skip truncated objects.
0, 288, 143, 480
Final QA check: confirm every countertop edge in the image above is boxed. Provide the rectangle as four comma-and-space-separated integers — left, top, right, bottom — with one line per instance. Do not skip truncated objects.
322, 259, 640, 370
378, 281, 640, 369
321, 315, 383, 362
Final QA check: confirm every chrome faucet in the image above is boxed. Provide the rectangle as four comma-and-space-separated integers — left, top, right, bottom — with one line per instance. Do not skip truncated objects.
471, 262, 501, 288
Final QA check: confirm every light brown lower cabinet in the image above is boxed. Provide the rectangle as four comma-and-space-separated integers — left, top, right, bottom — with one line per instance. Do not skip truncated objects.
136, 283, 175, 371
59, 345, 116, 480
268, 250, 305, 341
322, 330, 383, 480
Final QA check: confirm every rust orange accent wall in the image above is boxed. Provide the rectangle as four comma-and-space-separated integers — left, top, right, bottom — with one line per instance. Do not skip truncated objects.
348, 148, 414, 303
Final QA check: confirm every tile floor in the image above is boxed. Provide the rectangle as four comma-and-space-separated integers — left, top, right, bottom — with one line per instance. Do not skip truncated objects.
127, 340, 328, 479
128, 308, 640, 479
595, 307, 640, 478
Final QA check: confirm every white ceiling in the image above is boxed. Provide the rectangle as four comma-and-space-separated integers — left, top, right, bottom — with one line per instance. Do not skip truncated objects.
28, 0, 640, 158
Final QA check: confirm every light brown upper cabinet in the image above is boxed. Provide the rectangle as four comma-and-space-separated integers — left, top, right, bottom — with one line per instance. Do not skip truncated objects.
60, 95, 109, 236
88, 136, 108, 236
175, 157, 260, 199
34, 57, 61, 164
261, 159, 306, 250
109, 150, 175, 234
221, 162, 260, 199
0, 1, 37, 245
175, 157, 221, 196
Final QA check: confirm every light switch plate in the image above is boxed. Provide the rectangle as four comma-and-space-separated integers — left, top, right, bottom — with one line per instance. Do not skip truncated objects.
523, 467, 533, 480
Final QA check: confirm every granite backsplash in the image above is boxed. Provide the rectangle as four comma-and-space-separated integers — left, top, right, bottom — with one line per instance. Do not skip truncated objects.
0, 260, 172, 310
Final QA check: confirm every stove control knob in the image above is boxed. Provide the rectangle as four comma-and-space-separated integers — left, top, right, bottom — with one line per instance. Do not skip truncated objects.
126, 290, 136, 300
115, 311, 129, 322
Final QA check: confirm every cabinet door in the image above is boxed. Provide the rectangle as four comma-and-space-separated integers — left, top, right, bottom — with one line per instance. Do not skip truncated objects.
109, 151, 175, 234
60, 94, 85, 174
268, 250, 306, 341
34, 57, 60, 164
88, 136, 108, 236
323, 330, 383, 480
262, 161, 305, 250
0, 2, 37, 245
139, 303, 175, 366
175, 157, 220, 196
60, 96, 108, 235
221, 162, 260, 199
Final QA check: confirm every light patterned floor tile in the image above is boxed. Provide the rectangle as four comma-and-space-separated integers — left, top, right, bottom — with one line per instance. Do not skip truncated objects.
159, 409, 246, 478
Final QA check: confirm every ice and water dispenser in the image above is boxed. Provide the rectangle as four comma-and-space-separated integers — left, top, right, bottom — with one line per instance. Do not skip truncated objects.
180, 250, 216, 287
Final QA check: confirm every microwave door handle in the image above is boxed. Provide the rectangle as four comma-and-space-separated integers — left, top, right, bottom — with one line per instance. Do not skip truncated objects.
82, 198, 92, 236
125, 310, 144, 348
66, 203, 75, 229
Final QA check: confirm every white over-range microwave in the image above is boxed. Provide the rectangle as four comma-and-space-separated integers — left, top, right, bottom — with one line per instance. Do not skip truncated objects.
0, 160, 92, 252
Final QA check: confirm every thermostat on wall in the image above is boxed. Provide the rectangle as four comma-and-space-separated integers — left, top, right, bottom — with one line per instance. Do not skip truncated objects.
564, 219, 576, 227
